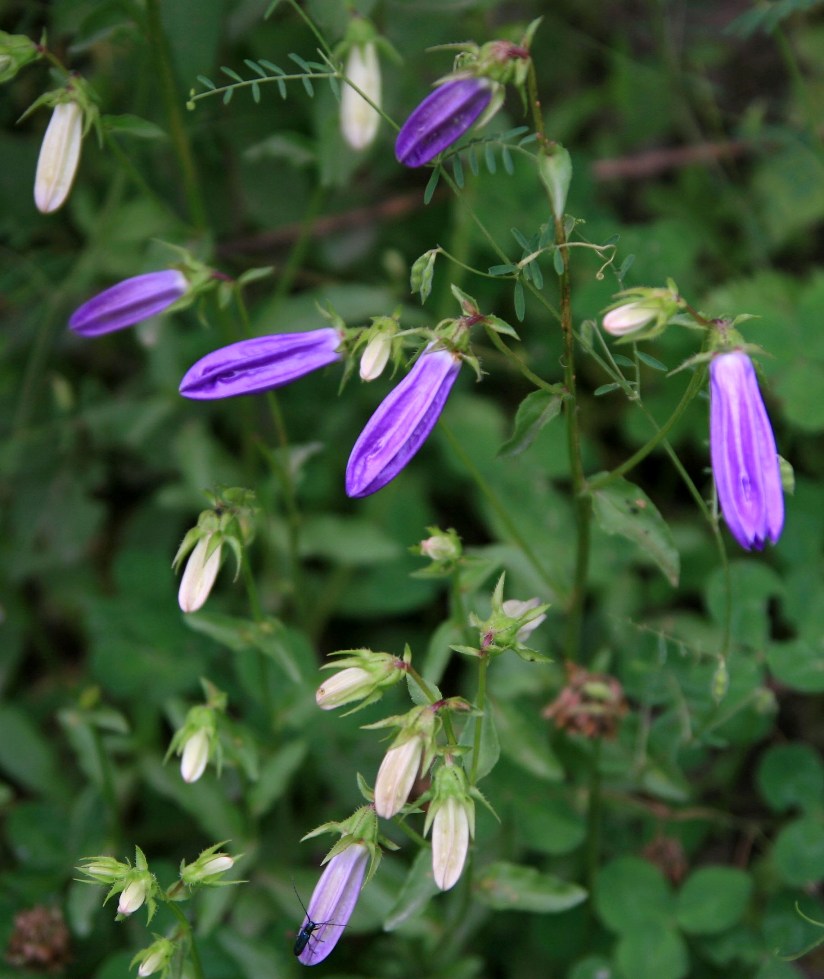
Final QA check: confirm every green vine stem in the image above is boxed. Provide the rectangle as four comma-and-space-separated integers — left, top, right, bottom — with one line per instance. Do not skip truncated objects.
167, 902, 205, 979
145, 0, 208, 233
469, 656, 489, 786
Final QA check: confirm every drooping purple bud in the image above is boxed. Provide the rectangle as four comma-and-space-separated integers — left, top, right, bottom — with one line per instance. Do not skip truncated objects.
179, 328, 343, 400
346, 345, 461, 497
69, 270, 188, 336
395, 77, 495, 168
296, 843, 368, 966
709, 350, 784, 550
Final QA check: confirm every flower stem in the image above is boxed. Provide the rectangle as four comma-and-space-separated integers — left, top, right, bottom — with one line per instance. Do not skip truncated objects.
145, 0, 208, 233
469, 656, 489, 786
167, 902, 205, 979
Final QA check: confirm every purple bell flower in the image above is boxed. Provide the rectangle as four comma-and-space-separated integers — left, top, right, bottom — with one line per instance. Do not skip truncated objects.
395, 77, 495, 167
69, 270, 188, 337
346, 345, 461, 497
296, 843, 368, 966
179, 328, 343, 400
709, 350, 784, 550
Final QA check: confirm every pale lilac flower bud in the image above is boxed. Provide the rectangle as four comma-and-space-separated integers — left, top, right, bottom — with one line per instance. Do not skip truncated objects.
35, 101, 83, 213
359, 332, 392, 381
179, 727, 210, 782
419, 528, 461, 563
602, 300, 659, 337
316, 650, 406, 711
424, 763, 475, 891
180, 845, 237, 886
431, 796, 471, 891
346, 345, 461, 497
134, 939, 174, 977
69, 270, 188, 336
709, 350, 784, 550
374, 736, 424, 818
341, 42, 381, 151
296, 843, 368, 966
179, 328, 342, 399
178, 534, 222, 614
316, 666, 371, 709
396, 77, 497, 167
199, 854, 234, 876
117, 877, 148, 916
502, 597, 547, 643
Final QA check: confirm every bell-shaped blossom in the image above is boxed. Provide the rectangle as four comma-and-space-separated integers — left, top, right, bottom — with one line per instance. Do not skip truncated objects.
346, 345, 461, 497
133, 939, 175, 978
179, 328, 342, 400
179, 727, 210, 783
35, 101, 83, 213
430, 796, 471, 890
317, 648, 407, 711
178, 534, 222, 614
709, 350, 784, 550
602, 300, 660, 337
373, 735, 424, 819
69, 270, 188, 336
396, 77, 497, 167
296, 843, 369, 966
117, 877, 149, 916
341, 42, 381, 151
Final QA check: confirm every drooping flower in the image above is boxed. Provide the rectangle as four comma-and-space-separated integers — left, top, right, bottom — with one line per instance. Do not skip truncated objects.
179, 727, 210, 783
709, 350, 784, 550
296, 843, 369, 966
359, 331, 392, 381
395, 77, 497, 167
133, 938, 175, 978
35, 100, 83, 213
117, 877, 149, 916
69, 270, 188, 336
373, 735, 424, 818
179, 328, 343, 400
178, 534, 222, 614
425, 764, 475, 891
346, 344, 461, 497
316, 648, 407, 711
601, 300, 661, 337
341, 41, 382, 151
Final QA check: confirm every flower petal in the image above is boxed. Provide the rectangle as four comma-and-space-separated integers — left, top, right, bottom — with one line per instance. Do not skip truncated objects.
346, 346, 460, 497
69, 270, 188, 336
297, 844, 368, 966
395, 78, 494, 167
709, 351, 784, 549
35, 101, 83, 214
179, 328, 342, 400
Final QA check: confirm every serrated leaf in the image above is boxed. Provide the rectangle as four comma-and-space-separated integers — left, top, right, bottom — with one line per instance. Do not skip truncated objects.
475, 862, 587, 912
499, 390, 563, 458
591, 476, 680, 585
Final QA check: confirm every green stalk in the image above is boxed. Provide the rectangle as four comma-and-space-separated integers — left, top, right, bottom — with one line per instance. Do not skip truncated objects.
145, 0, 208, 233
468, 656, 489, 786
167, 903, 205, 979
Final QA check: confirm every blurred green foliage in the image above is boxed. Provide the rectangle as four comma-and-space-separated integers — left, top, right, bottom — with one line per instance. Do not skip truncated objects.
2, 0, 824, 977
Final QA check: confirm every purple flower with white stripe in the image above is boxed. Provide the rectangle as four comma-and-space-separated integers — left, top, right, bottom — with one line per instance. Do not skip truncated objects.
295, 843, 368, 966
709, 350, 784, 550
346, 345, 461, 497
179, 328, 343, 400
69, 270, 188, 336
395, 77, 497, 167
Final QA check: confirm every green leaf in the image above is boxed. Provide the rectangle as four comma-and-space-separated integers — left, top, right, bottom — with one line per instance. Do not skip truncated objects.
102, 114, 167, 139
757, 743, 824, 812
474, 861, 587, 912
616, 926, 689, 979
248, 741, 308, 818
514, 279, 525, 320
595, 856, 674, 933
498, 390, 563, 458
184, 613, 301, 682
774, 817, 824, 886
383, 849, 439, 930
591, 476, 680, 585
492, 698, 563, 782
460, 704, 499, 781
766, 638, 824, 693
676, 867, 752, 934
